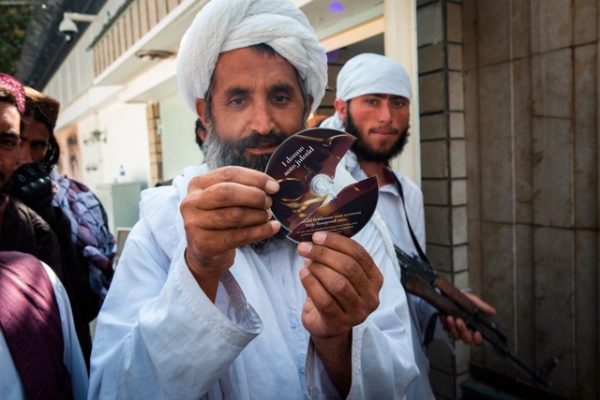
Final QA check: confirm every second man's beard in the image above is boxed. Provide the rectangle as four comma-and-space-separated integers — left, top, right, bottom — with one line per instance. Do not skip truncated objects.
345, 111, 410, 164
201, 121, 293, 249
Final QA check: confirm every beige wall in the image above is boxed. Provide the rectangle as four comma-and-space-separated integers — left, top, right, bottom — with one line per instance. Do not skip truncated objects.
462, 0, 599, 399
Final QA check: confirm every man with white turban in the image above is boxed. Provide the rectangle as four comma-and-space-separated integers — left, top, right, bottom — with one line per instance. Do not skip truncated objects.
89, 2, 418, 399
322, 53, 496, 399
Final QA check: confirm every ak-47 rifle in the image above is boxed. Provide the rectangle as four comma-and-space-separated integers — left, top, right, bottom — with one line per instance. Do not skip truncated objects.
394, 245, 558, 388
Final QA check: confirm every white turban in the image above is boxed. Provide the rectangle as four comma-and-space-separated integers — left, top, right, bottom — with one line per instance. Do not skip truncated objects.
320, 53, 412, 130
176, 0, 327, 114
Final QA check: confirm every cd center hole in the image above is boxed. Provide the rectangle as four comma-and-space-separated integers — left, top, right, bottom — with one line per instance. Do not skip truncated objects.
311, 174, 334, 196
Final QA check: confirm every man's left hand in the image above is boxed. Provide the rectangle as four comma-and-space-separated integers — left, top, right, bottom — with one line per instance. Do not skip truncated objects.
297, 231, 383, 339
441, 292, 496, 345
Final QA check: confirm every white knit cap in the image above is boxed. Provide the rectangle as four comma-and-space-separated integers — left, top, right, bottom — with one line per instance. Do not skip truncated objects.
176, 0, 328, 114
320, 53, 412, 129
336, 53, 411, 101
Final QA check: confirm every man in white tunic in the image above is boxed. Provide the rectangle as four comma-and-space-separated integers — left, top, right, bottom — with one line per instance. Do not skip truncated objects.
89, 2, 418, 399
321, 53, 496, 399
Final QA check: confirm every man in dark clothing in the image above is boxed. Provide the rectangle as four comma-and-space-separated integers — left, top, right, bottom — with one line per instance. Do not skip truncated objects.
0, 73, 63, 279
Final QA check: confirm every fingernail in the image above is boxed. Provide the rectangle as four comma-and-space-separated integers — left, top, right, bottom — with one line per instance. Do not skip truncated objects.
265, 180, 279, 193
299, 267, 310, 279
297, 242, 312, 255
270, 220, 280, 233
312, 231, 326, 244
303, 258, 312, 267
265, 196, 272, 208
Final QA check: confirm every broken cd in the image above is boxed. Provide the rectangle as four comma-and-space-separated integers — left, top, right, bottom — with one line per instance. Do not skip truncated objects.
265, 128, 378, 242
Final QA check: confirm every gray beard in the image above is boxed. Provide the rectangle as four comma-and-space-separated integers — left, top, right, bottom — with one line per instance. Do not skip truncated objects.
201, 121, 293, 248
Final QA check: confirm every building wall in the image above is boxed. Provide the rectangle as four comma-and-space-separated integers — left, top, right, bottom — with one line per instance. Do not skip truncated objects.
462, 0, 599, 399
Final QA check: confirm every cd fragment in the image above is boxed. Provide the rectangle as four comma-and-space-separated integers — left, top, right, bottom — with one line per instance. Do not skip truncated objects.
265, 128, 378, 242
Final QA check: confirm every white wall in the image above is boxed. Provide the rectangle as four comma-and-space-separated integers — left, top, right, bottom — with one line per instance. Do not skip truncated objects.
78, 102, 150, 191
159, 92, 203, 180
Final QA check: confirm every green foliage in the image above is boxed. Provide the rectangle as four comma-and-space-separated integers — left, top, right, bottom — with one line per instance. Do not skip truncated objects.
0, 6, 31, 75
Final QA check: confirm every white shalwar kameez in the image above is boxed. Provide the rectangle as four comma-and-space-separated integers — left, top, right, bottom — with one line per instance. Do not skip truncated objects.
89, 164, 418, 400
345, 152, 442, 400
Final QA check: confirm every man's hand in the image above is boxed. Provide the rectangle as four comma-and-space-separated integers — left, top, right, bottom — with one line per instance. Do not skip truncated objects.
297, 231, 383, 338
180, 166, 281, 300
297, 231, 383, 396
441, 292, 496, 344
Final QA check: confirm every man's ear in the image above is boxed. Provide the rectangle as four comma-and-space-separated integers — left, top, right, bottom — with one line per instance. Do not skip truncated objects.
334, 99, 347, 119
195, 99, 208, 128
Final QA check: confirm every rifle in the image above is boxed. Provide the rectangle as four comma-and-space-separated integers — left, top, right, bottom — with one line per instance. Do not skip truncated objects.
394, 245, 558, 387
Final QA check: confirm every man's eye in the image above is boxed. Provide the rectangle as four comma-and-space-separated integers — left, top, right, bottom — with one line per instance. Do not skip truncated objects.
229, 98, 245, 106
366, 98, 378, 106
0, 138, 18, 150
274, 95, 290, 104
394, 99, 409, 107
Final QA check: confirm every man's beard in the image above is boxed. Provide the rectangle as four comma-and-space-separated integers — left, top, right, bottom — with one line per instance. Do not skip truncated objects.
345, 111, 410, 163
202, 123, 288, 171
201, 121, 292, 248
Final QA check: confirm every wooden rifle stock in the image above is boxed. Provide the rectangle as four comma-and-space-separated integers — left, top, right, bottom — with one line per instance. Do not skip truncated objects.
394, 245, 557, 387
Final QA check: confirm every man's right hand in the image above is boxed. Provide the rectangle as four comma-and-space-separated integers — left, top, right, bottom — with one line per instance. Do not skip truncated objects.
180, 166, 281, 300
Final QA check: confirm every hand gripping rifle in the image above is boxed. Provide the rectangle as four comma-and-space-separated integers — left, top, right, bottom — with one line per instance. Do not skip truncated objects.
394, 245, 558, 387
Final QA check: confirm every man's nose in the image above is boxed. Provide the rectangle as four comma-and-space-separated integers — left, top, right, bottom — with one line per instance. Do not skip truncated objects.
249, 99, 276, 135
377, 102, 393, 123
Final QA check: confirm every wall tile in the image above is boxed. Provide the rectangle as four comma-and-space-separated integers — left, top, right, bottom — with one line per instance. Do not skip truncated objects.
515, 224, 535, 370
574, 45, 598, 229
419, 72, 447, 113
421, 140, 449, 178
512, 59, 533, 224
420, 113, 447, 141
479, 63, 514, 223
447, 2, 463, 43
423, 179, 449, 205
448, 44, 463, 71
451, 178, 467, 205
428, 244, 452, 271
426, 205, 451, 245
449, 112, 464, 138
452, 206, 468, 245
419, 42, 445, 73
510, 0, 531, 59
462, 0, 478, 71
450, 139, 466, 178
532, 118, 574, 228
477, 0, 510, 65
418, 2, 444, 46
574, 0, 598, 45
532, 48, 573, 119
533, 227, 575, 397
449, 72, 464, 111
453, 244, 468, 271
531, 0, 573, 53
464, 70, 480, 219
575, 231, 599, 400
480, 222, 516, 375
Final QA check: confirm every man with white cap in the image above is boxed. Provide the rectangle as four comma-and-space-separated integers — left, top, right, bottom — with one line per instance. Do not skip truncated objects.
322, 53, 496, 399
89, 2, 418, 399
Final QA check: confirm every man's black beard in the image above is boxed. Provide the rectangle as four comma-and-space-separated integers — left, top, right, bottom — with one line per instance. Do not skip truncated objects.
345, 111, 410, 163
201, 123, 292, 248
